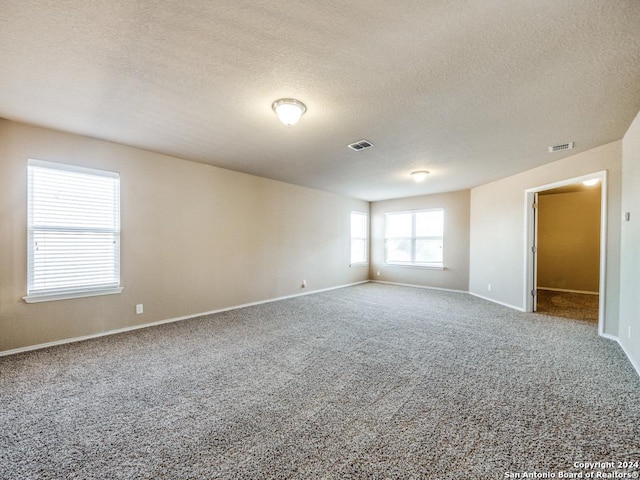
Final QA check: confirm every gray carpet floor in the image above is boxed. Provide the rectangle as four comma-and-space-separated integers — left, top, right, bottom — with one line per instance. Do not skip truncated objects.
1, 283, 639, 479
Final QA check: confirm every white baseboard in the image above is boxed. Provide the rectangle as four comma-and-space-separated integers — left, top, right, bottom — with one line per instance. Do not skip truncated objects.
468, 292, 526, 312
610, 337, 640, 379
0, 280, 370, 357
537, 287, 599, 295
371, 280, 467, 294
600, 332, 618, 342
373, 280, 527, 312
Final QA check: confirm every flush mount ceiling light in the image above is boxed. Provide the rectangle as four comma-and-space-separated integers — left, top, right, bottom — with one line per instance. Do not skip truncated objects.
583, 178, 600, 186
272, 98, 306, 126
411, 170, 430, 183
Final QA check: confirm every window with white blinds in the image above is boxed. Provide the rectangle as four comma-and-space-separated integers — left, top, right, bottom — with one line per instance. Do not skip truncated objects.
350, 211, 368, 265
24, 159, 122, 303
384, 208, 444, 268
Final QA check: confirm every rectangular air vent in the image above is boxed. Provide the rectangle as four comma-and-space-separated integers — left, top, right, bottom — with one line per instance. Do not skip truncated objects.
348, 140, 374, 151
548, 142, 574, 153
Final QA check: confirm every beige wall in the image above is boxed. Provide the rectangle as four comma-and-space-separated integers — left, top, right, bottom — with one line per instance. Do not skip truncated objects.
619, 110, 640, 372
537, 188, 601, 293
469, 141, 621, 335
370, 190, 470, 291
0, 120, 369, 352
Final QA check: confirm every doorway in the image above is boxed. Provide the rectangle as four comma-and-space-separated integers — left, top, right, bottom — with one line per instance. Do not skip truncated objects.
524, 171, 607, 335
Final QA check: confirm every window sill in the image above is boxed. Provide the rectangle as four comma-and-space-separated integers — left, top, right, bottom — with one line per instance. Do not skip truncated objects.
384, 263, 445, 270
350, 262, 369, 267
23, 287, 124, 304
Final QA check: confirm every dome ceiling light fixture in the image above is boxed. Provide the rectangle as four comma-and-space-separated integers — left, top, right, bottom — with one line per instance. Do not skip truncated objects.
411, 170, 430, 183
272, 98, 307, 126
582, 178, 600, 186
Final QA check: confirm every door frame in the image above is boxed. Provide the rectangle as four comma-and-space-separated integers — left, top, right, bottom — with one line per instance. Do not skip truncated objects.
523, 170, 608, 335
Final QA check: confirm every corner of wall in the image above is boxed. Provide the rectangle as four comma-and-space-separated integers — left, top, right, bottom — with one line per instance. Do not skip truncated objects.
618, 108, 640, 375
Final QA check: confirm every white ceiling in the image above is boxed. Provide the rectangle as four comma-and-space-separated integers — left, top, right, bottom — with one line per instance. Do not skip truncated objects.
1, 1, 639, 201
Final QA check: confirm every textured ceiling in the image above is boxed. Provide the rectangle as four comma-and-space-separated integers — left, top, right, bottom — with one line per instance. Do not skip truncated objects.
1, 1, 639, 201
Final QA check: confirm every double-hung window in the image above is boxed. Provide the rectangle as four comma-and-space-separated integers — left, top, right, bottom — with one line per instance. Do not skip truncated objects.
350, 211, 368, 265
24, 159, 122, 303
384, 208, 444, 268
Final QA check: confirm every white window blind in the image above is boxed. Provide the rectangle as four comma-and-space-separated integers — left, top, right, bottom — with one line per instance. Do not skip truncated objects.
350, 211, 368, 265
24, 159, 122, 302
385, 209, 444, 267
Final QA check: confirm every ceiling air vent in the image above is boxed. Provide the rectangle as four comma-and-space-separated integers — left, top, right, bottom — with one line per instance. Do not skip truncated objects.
348, 140, 374, 151
548, 142, 574, 153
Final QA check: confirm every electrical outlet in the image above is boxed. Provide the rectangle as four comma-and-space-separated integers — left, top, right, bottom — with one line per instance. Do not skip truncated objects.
136, 304, 143, 315
629, 325, 632, 340
376, 270, 381, 277
488, 284, 492, 292
301, 280, 306, 288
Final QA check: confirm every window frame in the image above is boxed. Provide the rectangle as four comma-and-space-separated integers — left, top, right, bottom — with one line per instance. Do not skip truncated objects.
23, 159, 123, 303
384, 208, 444, 269
350, 211, 368, 266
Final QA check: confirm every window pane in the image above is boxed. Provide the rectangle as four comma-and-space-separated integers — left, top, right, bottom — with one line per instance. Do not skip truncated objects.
351, 239, 366, 264
385, 238, 412, 262
386, 213, 412, 238
350, 212, 367, 264
415, 238, 443, 264
351, 212, 366, 238
416, 210, 443, 237
31, 231, 119, 293
31, 167, 119, 229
